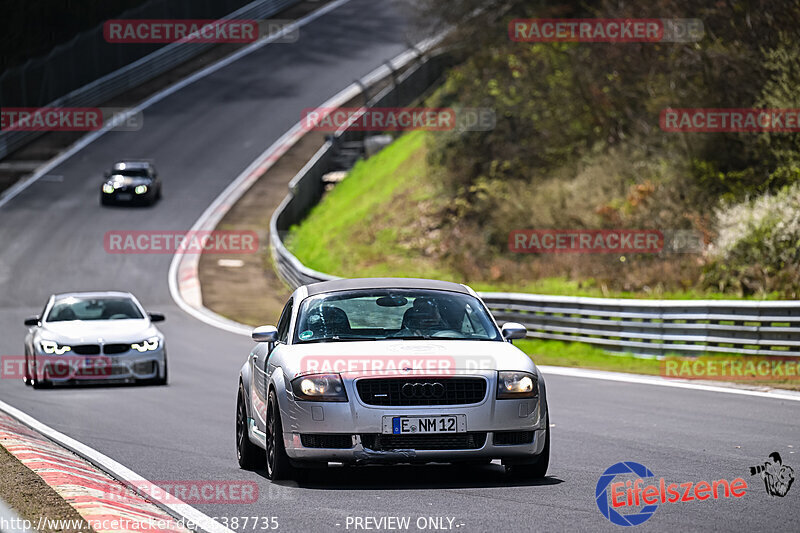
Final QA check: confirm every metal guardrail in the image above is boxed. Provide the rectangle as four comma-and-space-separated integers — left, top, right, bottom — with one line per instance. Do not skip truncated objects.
0, 0, 301, 160
270, 48, 450, 287
267, 46, 800, 360
482, 293, 800, 358
272, 245, 800, 358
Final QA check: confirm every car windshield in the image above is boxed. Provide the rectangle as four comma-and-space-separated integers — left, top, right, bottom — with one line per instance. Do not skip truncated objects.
294, 289, 501, 343
46, 297, 144, 322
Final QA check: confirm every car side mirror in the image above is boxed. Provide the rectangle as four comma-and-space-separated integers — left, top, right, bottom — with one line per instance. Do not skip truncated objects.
148, 312, 165, 322
252, 325, 278, 343
24, 316, 40, 326
501, 322, 527, 341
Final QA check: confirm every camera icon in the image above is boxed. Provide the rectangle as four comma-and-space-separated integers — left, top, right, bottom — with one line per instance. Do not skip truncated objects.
750, 452, 795, 497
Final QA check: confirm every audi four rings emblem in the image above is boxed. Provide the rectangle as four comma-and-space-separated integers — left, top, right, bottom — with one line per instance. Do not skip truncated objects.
401, 382, 446, 398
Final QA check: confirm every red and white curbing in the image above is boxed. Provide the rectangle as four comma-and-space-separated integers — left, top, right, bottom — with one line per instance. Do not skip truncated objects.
0, 411, 190, 533
173, 120, 310, 314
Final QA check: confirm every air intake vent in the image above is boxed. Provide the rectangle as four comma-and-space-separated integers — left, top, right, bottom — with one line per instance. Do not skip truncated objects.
300, 434, 354, 449
103, 344, 129, 355
493, 431, 534, 446
360, 433, 486, 451
72, 345, 100, 355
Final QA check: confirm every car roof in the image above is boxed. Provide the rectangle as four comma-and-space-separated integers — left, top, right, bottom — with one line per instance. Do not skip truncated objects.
52, 291, 135, 300
112, 161, 153, 170
303, 277, 472, 297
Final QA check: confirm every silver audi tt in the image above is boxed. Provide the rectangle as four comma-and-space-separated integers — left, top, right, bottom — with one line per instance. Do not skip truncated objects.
236, 278, 549, 480
23, 291, 168, 388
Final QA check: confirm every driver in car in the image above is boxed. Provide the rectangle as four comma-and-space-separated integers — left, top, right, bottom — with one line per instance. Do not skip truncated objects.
400, 298, 449, 336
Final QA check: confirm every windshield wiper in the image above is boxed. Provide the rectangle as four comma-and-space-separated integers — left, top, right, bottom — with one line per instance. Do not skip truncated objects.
299, 336, 376, 343
390, 335, 434, 340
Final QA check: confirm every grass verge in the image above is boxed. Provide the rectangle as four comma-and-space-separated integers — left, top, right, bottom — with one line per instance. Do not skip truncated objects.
519, 339, 800, 391
286, 131, 454, 280
284, 131, 797, 390
519, 339, 660, 375
285, 130, 778, 300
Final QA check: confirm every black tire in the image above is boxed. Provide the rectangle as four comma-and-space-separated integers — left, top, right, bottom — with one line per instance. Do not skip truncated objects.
237, 385, 263, 470
101, 194, 110, 206
506, 414, 550, 479
23, 351, 31, 386
141, 356, 168, 386
266, 389, 297, 480
155, 355, 168, 385
32, 371, 52, 389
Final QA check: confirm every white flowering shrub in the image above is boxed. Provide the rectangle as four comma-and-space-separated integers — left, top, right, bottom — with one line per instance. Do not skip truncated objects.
706, 182, 800, 296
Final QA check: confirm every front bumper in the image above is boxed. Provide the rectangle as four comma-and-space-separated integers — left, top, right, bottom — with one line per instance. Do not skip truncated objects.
283, 429, 547, 465
102, 188, 154, 204
273, 375, 547, 464
30, 348, 165, 384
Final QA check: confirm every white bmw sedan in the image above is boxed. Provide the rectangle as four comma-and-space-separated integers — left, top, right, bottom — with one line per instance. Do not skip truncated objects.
236, 278, 549, 480
23, 291, 167, 388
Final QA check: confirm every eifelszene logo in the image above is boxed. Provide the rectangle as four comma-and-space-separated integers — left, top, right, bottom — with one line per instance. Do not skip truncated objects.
596, 462, 659, 526
595, 461, 748, 526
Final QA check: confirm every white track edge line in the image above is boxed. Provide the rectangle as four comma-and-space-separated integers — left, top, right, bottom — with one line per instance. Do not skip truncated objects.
538, 365, 800, 402
0, 399, 233, 533
166, 40, 440, 337
0, 2, 365, 532
161, 38, 800, 405
0, 0, 355, 210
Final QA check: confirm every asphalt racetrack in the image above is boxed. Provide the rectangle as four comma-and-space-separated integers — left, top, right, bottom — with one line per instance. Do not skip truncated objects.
0, 1, 798, 531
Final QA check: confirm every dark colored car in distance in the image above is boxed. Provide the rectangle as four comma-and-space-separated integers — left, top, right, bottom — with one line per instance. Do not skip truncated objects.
101, 161, 162, 206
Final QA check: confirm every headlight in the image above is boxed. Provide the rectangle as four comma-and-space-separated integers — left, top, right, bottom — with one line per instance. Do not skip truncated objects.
497, 371, 537, 399
102, 184, 115, 194
40, 340, 71, 355
134, 185, 148, 195
131, 336, 159, 352
291, 374, 347, 402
